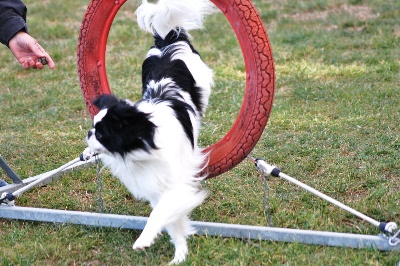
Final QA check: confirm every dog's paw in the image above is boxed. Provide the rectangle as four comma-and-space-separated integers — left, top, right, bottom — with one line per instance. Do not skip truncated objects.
132, 236, 154, 250
169, 245, 188, 265
82, 147, 96, 161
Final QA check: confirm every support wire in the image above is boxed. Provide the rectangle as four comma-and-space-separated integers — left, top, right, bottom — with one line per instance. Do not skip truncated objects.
251, 158, 399, 244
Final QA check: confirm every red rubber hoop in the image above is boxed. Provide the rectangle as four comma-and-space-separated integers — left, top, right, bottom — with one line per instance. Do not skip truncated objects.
77, 0, 275, 178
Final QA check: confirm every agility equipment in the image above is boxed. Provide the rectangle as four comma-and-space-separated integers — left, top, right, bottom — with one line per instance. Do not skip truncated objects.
1, 153, 399, 252
77, 0, 275, 178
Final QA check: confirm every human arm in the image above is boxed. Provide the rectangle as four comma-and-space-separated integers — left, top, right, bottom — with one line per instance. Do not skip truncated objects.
0, 0, 28, 46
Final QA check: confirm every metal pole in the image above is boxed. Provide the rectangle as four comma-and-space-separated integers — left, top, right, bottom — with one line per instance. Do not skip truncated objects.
254, 159, 398, 234
0, 155, 22, 184
0, 156, 98, 194
0, 206, 397, 251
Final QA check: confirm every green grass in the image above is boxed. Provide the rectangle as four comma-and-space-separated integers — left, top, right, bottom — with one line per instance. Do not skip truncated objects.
1, 0, 399, 265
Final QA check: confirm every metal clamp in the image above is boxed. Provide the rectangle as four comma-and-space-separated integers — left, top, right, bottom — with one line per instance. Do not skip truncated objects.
389, 229, 400, 246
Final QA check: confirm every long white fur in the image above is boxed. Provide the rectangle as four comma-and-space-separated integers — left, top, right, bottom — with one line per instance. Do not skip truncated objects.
88, 97, 207, 264
136, 0, 216, 39
86, 0, 214, 264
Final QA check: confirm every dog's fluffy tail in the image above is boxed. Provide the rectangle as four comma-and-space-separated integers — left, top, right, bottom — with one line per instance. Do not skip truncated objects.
136, 0, 215, 39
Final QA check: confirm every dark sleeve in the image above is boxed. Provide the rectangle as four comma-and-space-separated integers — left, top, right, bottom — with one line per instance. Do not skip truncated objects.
0, 0, 28, 47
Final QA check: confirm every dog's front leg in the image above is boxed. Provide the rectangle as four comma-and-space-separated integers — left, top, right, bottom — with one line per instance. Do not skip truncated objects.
132, 196, 178, 250
132, 209, 165, 250
132, 188, 197, 250
132, 187, 205, 265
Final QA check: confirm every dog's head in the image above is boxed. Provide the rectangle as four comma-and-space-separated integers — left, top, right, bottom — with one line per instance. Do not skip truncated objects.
86, 94, 157, 156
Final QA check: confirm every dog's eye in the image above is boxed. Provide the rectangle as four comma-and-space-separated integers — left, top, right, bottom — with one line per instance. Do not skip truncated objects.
95, 131, 103, 140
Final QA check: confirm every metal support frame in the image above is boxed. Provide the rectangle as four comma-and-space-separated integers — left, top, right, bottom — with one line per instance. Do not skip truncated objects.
0, 206, 398, 251
0, 158, 95, 194
0, 157, 398, 252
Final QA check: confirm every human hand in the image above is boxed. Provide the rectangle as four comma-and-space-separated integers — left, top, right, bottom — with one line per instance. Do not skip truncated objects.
8, 31, 55, 70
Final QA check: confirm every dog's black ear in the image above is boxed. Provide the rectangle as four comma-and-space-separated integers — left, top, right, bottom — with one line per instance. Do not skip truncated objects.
93, 94, 119, 110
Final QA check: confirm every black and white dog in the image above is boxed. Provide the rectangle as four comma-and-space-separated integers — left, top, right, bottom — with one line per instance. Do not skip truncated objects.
85, 0, 214, 264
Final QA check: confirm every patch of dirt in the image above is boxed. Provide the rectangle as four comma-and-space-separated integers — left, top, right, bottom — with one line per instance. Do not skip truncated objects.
341, 5, 379, 20
393, 25, 400, 38
290, 9, 330, 21
288, 5, 379, 22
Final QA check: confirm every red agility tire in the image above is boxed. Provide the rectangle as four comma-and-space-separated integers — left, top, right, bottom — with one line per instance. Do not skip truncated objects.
77, 0, 275, 178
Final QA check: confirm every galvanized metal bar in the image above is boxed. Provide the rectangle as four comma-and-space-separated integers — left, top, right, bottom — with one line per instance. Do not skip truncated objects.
0, 206, 397, 251
0, 155, 22, 184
